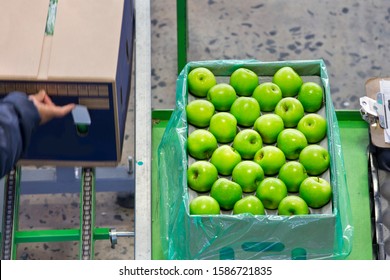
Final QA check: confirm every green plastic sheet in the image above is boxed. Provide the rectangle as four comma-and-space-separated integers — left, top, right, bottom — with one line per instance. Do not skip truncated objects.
158, 59, 353, 260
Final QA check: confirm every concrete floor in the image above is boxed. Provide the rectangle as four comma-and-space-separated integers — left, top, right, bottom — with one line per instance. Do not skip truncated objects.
4, 0, 390, 259
152, 0, 390, 110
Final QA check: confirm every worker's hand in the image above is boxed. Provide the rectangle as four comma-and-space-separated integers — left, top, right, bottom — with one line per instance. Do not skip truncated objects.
29, 90, 76, 124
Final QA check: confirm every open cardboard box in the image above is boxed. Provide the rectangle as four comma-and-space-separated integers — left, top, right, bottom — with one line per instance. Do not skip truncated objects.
158, 59, 353, 260
0, 0, 134, 166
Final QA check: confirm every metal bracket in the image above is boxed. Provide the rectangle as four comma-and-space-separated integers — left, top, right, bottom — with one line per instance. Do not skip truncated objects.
360, 94, 385, 127
109, 228, 135, 249
360, 80, 390, 143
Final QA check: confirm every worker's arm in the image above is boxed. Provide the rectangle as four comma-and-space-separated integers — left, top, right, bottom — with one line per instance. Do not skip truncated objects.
0, 91, 40, 178
0, 91, 75, 178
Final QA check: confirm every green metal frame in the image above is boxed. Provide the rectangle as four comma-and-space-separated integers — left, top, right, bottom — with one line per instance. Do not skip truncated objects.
1, 168, 111, 260
177, 0, 187, 74
151, 110, 373, 259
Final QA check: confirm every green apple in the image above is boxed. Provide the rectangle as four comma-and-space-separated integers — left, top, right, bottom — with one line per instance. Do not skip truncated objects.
252, 82, 282, 112
230, 96, 261, 127
253, 146, 286, 176
272, 66, 303, 97
276, 128, 308, 160
297, 82, 324, 112
253, 114, 284, 144
278, 196, 310, 215
274, 97, 305, 128
210, 145, 242, 176
232, 129, 263, 159
278, 161, 308, 192
189, 196, 220, 215
232, 160, 264, 193
187, 67, 217, 98
187, 161, 219, 193
297, 113, 327, 143
209, 112, 237, 143
207, 83, 237, 111
299, 177, 332, 208
187, 129, 218, 160
256, 177, 288, 210
229, 68, 259, 96
186, 99, 215, 128
299, 144, 330, 175
233, 195, 265, 215
210, 178, 242, 210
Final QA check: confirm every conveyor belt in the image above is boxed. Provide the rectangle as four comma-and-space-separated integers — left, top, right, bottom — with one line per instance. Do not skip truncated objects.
1, 168, 18, 260
0, 167, 127, 260
369, 148, 390, 260
80, 167, 95, 260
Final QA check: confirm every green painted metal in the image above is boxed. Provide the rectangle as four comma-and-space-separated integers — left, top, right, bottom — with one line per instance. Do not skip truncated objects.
15, 229, 80, 243
13, 227, 110, 243
151, 110, 173, 260
336, 111, 373, 259
177, 0, 187, 74
151, 110, 373, 259
335, 110, 368, 122
93, 227, 110, 240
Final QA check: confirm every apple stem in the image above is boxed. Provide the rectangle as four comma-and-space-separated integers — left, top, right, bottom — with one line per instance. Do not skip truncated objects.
258, 151, 264, 160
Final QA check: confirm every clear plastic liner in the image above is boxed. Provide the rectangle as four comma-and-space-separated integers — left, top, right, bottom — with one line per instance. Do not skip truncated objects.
158, 59, 353, 260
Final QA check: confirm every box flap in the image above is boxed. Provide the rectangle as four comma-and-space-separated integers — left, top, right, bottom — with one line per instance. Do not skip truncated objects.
48, 0, 123, 81
0, 0, 48, 79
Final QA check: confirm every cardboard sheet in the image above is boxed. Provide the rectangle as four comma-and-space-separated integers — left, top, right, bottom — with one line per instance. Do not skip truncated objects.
0, 0, 48, 79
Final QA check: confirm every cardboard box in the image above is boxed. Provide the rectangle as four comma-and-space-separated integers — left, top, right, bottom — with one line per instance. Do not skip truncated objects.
158, 60, 352, 259
0, 0, 134, 166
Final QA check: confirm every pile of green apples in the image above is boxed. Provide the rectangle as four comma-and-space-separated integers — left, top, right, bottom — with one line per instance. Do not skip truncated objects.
186, 66, 332, 216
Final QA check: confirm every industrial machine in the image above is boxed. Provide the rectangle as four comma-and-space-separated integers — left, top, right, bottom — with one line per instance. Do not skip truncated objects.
0, 0, 135, 259
360, 78, 390, 259
0, 0, 134, 166
1, 0, 389, 261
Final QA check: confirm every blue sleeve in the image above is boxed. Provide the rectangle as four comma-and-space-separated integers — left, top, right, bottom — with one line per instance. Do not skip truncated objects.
0, 91, 41, 178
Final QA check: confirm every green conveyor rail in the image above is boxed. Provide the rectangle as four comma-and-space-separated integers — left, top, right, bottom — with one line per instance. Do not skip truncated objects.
337, 110, 372, 260
177, 0, 187, 74
14, 228, 110, 243
151, 109, 374, 260
152, 110, 173, 260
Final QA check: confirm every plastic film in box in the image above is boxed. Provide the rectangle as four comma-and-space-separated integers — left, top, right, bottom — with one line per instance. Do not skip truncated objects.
158, 59, 353, 260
